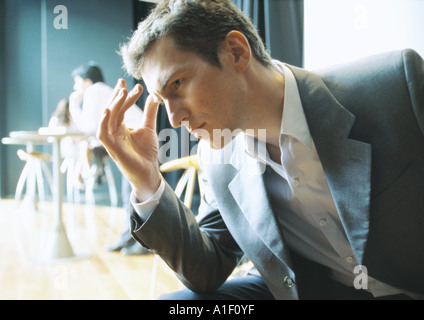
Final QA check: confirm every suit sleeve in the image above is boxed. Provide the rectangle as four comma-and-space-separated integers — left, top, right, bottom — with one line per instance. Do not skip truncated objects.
402, 49, 424, 135
129, 156, 242, 293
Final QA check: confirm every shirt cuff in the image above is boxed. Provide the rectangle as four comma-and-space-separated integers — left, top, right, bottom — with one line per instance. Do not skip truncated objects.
130, 178, 165, 220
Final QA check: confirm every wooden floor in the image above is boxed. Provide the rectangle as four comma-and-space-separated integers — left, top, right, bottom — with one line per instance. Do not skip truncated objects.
0, 199, 182, 300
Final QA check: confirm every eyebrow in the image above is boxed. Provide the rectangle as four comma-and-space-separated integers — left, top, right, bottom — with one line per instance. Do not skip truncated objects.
160, 75, 172, 93
146, 73, 173, 103
148, 72, 175, 103
150, 74, 173, 103
159, 66, 184, 92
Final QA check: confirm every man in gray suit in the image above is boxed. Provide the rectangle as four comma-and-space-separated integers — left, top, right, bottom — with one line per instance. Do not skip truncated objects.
97, 0, 424, 299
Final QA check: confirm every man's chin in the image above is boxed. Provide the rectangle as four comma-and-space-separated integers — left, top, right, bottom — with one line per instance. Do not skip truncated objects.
209, 139, 230, 150
193, 127, 243, 150
208, 133, 240, 150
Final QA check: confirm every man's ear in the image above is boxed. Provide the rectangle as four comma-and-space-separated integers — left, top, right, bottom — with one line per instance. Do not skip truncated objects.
221, 30, 251, 72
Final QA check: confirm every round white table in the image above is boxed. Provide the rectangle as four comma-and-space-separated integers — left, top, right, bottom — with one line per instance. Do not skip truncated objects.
36, 127, 92, 263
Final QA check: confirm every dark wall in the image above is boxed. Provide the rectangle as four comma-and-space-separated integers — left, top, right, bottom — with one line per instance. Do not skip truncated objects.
1, 0, 43, 198
1, 0, 134, 198
42, 0, 135, 124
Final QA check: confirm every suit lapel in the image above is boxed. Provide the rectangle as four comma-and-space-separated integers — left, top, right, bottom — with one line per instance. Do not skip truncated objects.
228, 137, 293, 268
290, 66, 371, 264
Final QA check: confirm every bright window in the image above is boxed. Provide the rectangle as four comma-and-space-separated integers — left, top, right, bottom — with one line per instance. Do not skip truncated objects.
304, 0, 424, 69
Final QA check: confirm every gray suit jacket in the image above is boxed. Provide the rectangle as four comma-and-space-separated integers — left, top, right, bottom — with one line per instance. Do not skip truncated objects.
131, 49, 424, 299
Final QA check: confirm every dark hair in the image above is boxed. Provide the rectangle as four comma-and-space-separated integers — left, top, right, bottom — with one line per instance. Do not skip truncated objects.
71, 61, 104, 83
120, 0, 272, 79
52, 99, 71, 125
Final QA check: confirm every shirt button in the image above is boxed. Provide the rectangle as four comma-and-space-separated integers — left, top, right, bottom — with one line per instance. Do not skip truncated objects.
292, 177, 300, 187
346, 256, 354, 263
319, 219, 327, 227
284, 276, 295, 288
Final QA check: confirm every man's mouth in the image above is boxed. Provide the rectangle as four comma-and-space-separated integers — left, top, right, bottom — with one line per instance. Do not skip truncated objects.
190, 123, 206, 139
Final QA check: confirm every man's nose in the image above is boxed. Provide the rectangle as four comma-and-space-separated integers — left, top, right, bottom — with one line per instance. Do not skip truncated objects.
164, 100, 189, 128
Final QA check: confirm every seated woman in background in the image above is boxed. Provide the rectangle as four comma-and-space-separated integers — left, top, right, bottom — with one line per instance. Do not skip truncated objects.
48, 98, 79, 160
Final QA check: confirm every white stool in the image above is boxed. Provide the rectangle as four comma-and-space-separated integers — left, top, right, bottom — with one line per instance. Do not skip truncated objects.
84, 156, 118, 207
15, 149, 53, 209
65, 154, 118, 207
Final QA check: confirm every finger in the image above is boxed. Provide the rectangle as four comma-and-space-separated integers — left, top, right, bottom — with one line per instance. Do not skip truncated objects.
108, 87, 128, 134
143, 95, 160, 132
97, 107, 111, 146
97, 108, 122, 161
115, 83, 144, 125
107, 78, 127, 109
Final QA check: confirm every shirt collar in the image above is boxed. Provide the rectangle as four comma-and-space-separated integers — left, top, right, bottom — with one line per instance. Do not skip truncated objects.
244, 60, 311, 163
277, 61, 312, 148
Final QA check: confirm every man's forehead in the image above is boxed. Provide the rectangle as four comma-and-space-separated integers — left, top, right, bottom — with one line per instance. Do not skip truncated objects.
140, 37, 193, 92
141, 62, 179, 97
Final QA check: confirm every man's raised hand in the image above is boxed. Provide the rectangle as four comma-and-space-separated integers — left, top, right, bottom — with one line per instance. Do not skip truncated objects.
97, 79, 162, 202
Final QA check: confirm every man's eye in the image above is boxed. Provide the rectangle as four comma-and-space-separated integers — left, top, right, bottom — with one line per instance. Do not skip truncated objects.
174, 79, 182, 89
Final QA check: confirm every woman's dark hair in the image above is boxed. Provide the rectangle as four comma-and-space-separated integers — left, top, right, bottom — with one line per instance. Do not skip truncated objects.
52, 99, 71, 125
71, 61, 104, 83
